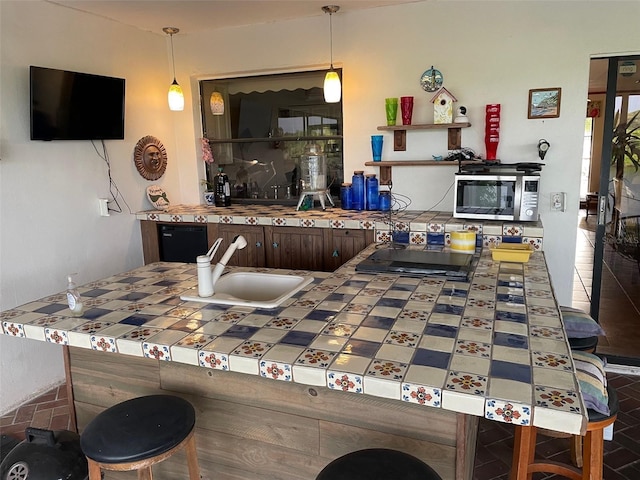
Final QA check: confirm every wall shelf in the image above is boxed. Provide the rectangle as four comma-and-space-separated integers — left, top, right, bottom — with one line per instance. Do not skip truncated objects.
371, 123, 473, 185
365, 160, 482, 185
377, 122, 471, 151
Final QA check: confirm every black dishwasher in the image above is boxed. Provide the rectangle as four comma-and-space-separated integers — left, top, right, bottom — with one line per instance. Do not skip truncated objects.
159, 224, 208, 263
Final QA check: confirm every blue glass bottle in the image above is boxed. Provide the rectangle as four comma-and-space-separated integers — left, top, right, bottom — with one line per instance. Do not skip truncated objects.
340, 183, 353, 210
365, 174, 379, 210
379, 191, 391, 211
351, 171, 365, 211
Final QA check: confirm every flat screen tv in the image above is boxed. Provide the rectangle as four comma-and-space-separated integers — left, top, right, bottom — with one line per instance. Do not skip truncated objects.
30, 66, 125, 141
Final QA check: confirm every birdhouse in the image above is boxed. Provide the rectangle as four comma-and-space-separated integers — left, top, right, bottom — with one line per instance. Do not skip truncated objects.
430, 87, 457, 124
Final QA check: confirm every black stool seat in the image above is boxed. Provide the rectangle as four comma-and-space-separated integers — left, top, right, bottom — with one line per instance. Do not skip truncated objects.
316, 448, 442, 480
80, 395, 195, 464
569, 335, 599, 352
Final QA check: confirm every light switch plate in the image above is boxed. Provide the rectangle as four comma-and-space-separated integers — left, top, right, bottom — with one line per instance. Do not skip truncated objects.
551, 192, 566, 212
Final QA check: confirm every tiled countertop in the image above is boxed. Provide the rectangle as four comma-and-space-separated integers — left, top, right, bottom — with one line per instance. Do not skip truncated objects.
0, 243, 586, 435
137, 204, 546, 250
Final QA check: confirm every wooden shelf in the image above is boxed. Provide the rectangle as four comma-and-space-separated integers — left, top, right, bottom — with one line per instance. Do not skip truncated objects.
365, 160, 482, 185
376, 122, 471, 132
377, 122, 471, 152
368, 123, 473, 185
365, 160, 480, 167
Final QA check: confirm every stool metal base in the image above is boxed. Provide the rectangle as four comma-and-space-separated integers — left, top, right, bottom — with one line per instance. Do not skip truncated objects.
296, 190, 334, 211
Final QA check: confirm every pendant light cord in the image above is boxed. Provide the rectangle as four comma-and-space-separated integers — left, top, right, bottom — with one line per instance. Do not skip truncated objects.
329, 11, 334, 69
169, 33, 177, 81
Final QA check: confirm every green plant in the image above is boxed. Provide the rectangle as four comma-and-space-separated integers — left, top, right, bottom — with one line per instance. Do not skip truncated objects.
200, 178, 215, 192
611, 110, 640, 179
608, 110, 640, 242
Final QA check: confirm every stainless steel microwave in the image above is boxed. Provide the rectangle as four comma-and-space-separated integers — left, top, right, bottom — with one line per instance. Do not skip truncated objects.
453, 173, 540, 221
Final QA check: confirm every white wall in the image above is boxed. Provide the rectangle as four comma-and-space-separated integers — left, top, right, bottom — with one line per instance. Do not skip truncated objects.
0, 0, 183, 413
1, 0, 639, 413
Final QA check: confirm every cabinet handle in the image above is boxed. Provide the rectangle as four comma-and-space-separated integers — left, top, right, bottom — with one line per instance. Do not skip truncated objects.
256, 241, 262, 248
332, 249, 339, 257
272, 242, 279, 248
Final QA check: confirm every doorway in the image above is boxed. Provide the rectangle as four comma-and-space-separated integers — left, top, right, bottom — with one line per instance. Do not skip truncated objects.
586, 55, 640, 362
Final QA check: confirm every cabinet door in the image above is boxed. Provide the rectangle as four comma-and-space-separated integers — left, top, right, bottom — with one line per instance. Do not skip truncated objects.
141, 220, 161, 264
324, 229, 374, 271
212, 224, 266, 267
265, 226, 324, 271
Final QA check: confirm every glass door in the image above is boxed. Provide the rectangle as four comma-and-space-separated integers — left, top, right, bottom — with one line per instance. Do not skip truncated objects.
591, 56, 640, 360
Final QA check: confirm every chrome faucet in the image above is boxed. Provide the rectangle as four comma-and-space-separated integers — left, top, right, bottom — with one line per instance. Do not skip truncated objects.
197, 235, 247, 297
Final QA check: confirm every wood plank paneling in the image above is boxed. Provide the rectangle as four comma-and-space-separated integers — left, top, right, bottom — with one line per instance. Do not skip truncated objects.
160, 361, 457, 446
69, 342, 474, 480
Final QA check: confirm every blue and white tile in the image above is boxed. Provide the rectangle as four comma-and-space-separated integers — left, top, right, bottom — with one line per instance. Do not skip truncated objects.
327, 354, 371, 393
171, 333, 217, 365
532, 386, 583, 434
485, 397, 531, 426
363, 359, 408, 399
260, 345, 304, 381
143, 330, 187, 361
442, 372, 488, 416
293, 348, 337, 385
229, 340, 274, 375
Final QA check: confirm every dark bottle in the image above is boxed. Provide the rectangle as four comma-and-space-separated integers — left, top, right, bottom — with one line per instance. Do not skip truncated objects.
351, 171, 365, 211
365, 174, 379, 210
215, 168, 231, 207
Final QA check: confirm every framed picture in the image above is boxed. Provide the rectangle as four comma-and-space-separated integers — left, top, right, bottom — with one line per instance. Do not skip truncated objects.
528, 88, 561, 119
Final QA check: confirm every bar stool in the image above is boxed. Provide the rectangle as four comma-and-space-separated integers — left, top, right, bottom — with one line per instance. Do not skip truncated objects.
80, 394, 200, 480
510, 385, 618, 480
315, 448, 443, 480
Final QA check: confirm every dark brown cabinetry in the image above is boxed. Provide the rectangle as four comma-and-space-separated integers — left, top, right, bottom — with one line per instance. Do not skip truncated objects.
323, 228, 371, 272
140, 220, 374, 271
265, 226, 325, 271
209, 224, 266, 267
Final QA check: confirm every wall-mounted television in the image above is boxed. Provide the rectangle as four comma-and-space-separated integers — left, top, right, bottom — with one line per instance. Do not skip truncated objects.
30, 66, 125, 141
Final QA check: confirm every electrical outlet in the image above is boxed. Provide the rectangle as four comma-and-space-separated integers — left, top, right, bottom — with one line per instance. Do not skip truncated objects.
550, 192, 566, 212
98, 198, 110, 217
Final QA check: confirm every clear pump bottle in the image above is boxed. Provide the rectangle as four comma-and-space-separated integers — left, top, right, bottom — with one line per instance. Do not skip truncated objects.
66, 274, 84, 315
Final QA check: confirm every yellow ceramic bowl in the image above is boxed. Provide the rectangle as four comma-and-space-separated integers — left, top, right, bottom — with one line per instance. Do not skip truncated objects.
490, 243, 533, 262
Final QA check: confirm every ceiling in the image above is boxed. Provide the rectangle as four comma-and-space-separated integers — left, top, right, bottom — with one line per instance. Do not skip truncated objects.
46, 1, 639, 93
47, 0, 424, 35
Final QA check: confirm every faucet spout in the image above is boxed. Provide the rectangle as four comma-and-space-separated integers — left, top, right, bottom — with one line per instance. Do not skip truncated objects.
211, 235, 247, 287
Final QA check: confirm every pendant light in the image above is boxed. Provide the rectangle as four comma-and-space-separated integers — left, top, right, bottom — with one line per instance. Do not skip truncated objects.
163, 27, 184, 111
322, 5, 341, 103
210, 91, 224, 115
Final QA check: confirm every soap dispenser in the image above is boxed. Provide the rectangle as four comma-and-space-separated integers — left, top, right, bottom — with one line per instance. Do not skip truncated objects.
66, 274, 84, 315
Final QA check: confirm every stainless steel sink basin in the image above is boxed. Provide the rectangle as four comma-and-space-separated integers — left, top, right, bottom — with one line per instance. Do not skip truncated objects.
180, 272, 313, 308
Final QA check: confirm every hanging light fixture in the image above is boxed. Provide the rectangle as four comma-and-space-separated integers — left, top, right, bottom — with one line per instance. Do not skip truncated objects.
163, 27, 184, 111
210, 91, 224, 115
322, 5, 341, 103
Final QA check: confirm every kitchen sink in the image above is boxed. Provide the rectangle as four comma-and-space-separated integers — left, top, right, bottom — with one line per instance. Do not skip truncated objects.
180, 272, 313, 309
